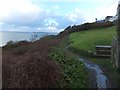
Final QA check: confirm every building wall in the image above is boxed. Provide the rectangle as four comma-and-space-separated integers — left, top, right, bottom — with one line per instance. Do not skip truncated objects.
111, 1, 120, 69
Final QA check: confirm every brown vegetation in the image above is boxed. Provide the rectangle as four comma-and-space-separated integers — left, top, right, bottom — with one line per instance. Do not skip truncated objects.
58, 22, 115, 37
2, 35, 62, 88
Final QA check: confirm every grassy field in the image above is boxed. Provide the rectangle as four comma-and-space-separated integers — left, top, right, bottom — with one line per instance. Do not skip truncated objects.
69, 26, 116, 56
68, 26, 118, 87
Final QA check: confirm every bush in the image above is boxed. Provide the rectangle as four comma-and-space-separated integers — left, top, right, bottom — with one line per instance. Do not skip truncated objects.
3, 40, 29, 50
6, 40, 15, 46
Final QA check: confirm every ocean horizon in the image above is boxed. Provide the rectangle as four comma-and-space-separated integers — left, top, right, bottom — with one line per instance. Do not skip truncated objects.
0, 31, 58, 47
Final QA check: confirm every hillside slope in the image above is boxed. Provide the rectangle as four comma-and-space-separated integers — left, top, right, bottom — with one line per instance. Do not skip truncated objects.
2, 22, 118, 88
69, 26, 116, 56
68, 26, 118, 88
2, 36, 62, 88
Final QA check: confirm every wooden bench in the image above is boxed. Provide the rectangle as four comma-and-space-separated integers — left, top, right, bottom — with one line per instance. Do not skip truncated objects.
94, 45, 111, 57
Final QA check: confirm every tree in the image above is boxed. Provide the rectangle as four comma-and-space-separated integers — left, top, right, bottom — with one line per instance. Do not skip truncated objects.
95, 18, 97, 22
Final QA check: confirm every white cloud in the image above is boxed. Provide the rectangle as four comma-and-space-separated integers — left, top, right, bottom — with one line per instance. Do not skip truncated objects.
0, 0, 44, 23
0, 0, 118, 32
37, 27, 63, 33
0, 0, 82, 32
68, 14, 78, 22
66, 8, 86, 24
78, 0, 118, 22
44, 18, 59, 27
51, 5, 59, 9
94, 1, 118, 19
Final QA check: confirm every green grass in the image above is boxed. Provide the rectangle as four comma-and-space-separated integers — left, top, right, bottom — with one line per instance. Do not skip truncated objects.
49, 37, 88, 88
69, 26, 116, 56
49, 26, 118, 88
69, 26, 118, 87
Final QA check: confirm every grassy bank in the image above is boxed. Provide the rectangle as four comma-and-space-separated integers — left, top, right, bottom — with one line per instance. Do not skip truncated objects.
69, 26, 116, 57
68, 26, 118, 87
49, 37, 88, 88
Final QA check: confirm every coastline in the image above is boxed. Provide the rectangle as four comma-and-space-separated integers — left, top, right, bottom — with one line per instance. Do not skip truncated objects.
0, 31, 58, 47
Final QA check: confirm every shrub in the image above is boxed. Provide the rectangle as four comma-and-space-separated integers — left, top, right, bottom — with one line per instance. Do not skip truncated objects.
49, 47, 88, 88
6, 40, 15, 46
3, 40, 29, 50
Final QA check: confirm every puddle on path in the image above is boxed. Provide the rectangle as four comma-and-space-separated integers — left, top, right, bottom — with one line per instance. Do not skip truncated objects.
80, 58, 110, 89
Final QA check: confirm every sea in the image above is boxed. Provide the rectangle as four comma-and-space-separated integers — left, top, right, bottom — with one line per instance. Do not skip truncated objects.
0, 31, 58, 47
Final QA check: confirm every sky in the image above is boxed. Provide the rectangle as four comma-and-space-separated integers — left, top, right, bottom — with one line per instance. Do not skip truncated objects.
0, 0, 119, 32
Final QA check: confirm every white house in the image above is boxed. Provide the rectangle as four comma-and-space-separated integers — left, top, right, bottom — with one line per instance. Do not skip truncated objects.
104, 16, 117, 22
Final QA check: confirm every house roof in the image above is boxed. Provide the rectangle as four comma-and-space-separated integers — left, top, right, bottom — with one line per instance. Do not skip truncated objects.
105, 16, 113, 19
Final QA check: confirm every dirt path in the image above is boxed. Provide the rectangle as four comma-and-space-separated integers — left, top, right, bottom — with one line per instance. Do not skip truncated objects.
65, 46, 111, 88
79, 58, 111, 89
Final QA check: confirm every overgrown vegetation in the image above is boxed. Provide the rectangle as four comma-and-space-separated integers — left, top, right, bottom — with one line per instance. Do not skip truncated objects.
49, 37, 88, 88
2, 35, 61, 88
3, 40, 30, 50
